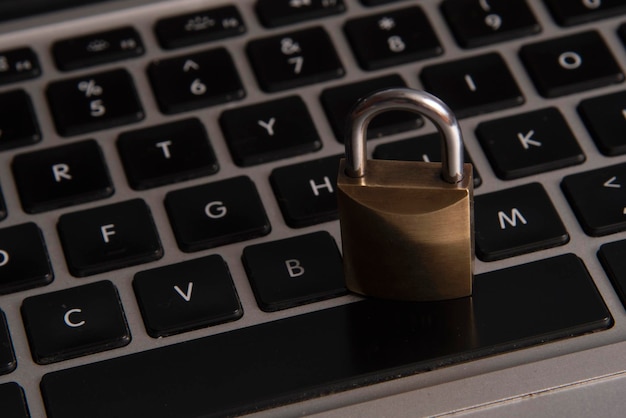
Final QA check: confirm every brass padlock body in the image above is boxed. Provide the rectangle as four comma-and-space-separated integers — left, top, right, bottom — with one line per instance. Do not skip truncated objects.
338, 159, 474, 301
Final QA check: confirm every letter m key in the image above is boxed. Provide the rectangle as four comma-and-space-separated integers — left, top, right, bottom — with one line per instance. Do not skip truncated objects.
498, 208, 528, 229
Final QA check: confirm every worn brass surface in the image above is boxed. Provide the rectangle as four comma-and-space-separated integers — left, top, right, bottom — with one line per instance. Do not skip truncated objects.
337, 159, 474, 301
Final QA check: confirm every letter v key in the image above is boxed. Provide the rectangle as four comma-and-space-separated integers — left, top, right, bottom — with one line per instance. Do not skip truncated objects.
174, 282, 193, 302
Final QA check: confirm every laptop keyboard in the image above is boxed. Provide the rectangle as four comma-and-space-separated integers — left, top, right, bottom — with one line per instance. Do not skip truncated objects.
2, 0, 626, 416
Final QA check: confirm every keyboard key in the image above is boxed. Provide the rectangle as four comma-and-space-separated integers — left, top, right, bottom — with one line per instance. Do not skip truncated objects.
165, 176, 271, 252
578, 91, 626, 156
133, 255, 242, 338
57, 199, 163, 277
441, 0, 541, 48
46, 69, 144, 136
52, 26, 144, 71
320, 74, 422, 142
599, 239, 626, 311
40, 253, 611, 418
246, 26, 344, 92
0, 222, 53, 294
117, 118, 218, 190
344, 6, 442, 71
148, 48, 245, 114
561, 163, 626, 236
220, 96, 321, 166
0, 47, 40, 86
256, 0, 345, 27
12, 139, 113, 213
474, 183, 569, 261
420, 52, 524, 118
243, 231, 346, 312
519, 31, 624, 98
0, 0, 110, 22
0, 89, 41, 151
270, 155, 342, 228
21, 280, 130, 364
373, 133, 482, 188
155, 5, 246, 49
0, 311, 16, 375
0, 383, 29, 418
543, 0, 626, 26
476, 107, 585, 180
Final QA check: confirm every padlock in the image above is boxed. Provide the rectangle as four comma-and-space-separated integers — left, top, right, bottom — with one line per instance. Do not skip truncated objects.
337, 88, 474, 301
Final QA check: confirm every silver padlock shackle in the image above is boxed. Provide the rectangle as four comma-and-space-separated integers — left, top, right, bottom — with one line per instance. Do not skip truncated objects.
345, 88, 464, 184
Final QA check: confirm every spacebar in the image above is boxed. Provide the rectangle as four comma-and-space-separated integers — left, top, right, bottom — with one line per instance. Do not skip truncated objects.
41, 254, 611, 418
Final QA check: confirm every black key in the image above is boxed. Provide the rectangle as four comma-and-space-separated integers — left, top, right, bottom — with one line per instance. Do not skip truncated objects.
148, 48, 245, 115
220, 96, 321, 167
165, 176, 270, 252
0, 0, 110, 22
561, 163, 626, 237
373, 133, 482, 188
46, 69, 144, 136
117, 118, 218, 190
21, 280, 130, 364
155, 5, 246, 49
256, 0, 345, 28
12, 139, 113, 213
543, 0, 626, 26
0, 312, 16, 375
441, 0, 541, 48
0, 89, 41, 151
133, 255, 242, 338
420, 53, 524, 118
474, 183, 569, 261
0, 223, 53, 294
578, 91, 626, 156
599, 239, 626, 311
0, 47, 40, 86
57, 199, 163, 277
243, 232, 345, 312
246, 26, 344, 92
320, 74, 422, 142
0, 383, 29, 418
270, 155, 342, 228
40, 253, 611, 418
344, 6, 442, 71
519, 31, 624, 98
476, 107, 585, 180
52, 26, 144, 71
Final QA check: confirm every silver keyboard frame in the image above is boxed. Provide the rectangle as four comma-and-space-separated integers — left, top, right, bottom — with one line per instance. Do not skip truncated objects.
2, 0, 626, 416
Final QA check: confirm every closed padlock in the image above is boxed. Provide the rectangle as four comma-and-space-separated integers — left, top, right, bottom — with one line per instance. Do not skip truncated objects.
337, 88, 474, 301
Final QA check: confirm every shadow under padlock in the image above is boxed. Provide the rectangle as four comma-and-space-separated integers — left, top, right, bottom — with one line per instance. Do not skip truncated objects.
337, 87, 474, 302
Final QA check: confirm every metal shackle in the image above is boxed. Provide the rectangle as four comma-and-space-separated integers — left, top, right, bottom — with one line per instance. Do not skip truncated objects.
345, 88, 465, 184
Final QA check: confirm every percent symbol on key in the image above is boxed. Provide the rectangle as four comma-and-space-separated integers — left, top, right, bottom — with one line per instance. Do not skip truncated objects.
78, 79, 103, 97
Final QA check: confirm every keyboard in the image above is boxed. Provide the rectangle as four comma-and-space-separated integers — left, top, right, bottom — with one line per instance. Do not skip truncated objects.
2, 0, 626, 416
